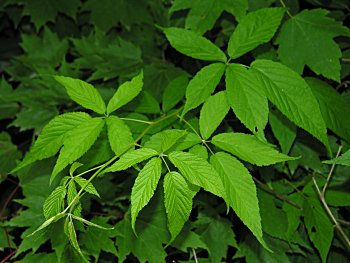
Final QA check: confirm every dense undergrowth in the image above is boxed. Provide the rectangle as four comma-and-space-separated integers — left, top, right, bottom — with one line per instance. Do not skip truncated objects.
1, 0, 350, 262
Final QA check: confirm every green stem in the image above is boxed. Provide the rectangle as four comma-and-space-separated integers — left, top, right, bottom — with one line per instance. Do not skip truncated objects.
64, 108, 182, 212
279, 0, 293, 18
120, 117, 153, 125
178, 115, 215, 155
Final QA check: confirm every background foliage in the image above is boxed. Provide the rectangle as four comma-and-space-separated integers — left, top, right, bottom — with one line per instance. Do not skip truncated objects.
1, 0, 350, 262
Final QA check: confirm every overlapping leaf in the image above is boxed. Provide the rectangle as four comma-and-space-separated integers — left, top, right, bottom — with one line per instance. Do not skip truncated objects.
251, 60, 329, 151
212, 132, 297, 166
276, 9, 350, 81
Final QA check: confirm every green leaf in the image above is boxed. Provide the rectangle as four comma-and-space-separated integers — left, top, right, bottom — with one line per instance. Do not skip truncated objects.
210, 152, 267, 249
168, 151, 224, 197
54, 76, 106, 114
144, 129, 187, 154
116, 192, 170, 263
79, 217, 118, 259
251, 60, 329, 151
199, 216, 238, 262
51, 118, 105, 182
199, 91, 229, 140
306, 77, 350, 143
225, 63, 268, 133
163, 27, 227, 62
228, 8, 285, 59
162, 75, 188, 112
69, 162, 84, 177
182, 63, 226, 117
131, 157, 162, 232
74, 177, 100, 198
70, 215, 113, 230
106, 116, 134, 156
0, 132, 21, 179
105, 148, 159, 172
163, 172, 193, 243
304, 197, 334, 263
276, 9, 350, 82
170, 0, 248, 35
269, 109, 297, 154
324, 149, 350, 166
212, 133, 297, 166
67, 180, 82, 217
67, 220, 86, 260
22, 0, 80, 30
43, 186, 66, 219
14, 112, 91, 172
106, 71, 143, 114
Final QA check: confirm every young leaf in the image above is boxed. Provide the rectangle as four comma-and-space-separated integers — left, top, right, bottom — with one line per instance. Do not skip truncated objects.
162, 27, 227, 62
74, 177, 100, 198
162, 75, 188, 112
251, 60, 329, 151
54, 76, 106, 114
106, 71, 143, 114
70, 215, 113, 230
13, 112, 91, 172
323, 149, 350, 166
168, 151, 224, 197
306, 77, 350, 143
144, 129, 187, 154
199, 91, 229, 140
67, 219, 87, 261
163, 171, 193, 243
67, 180, 82, 217
210, 152, 268, 249
69, 162, 84, 176
131, 157, 162, 232
105, 148, 159, 172
225, 64, 268, 134
276, 9, 350, 82
212, 133, 297, 166
51, 118, 104, 182
227, 8, 285, 59
106, 116, 134, 156
182, 63, 225, 117
43, 186, 66, 219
